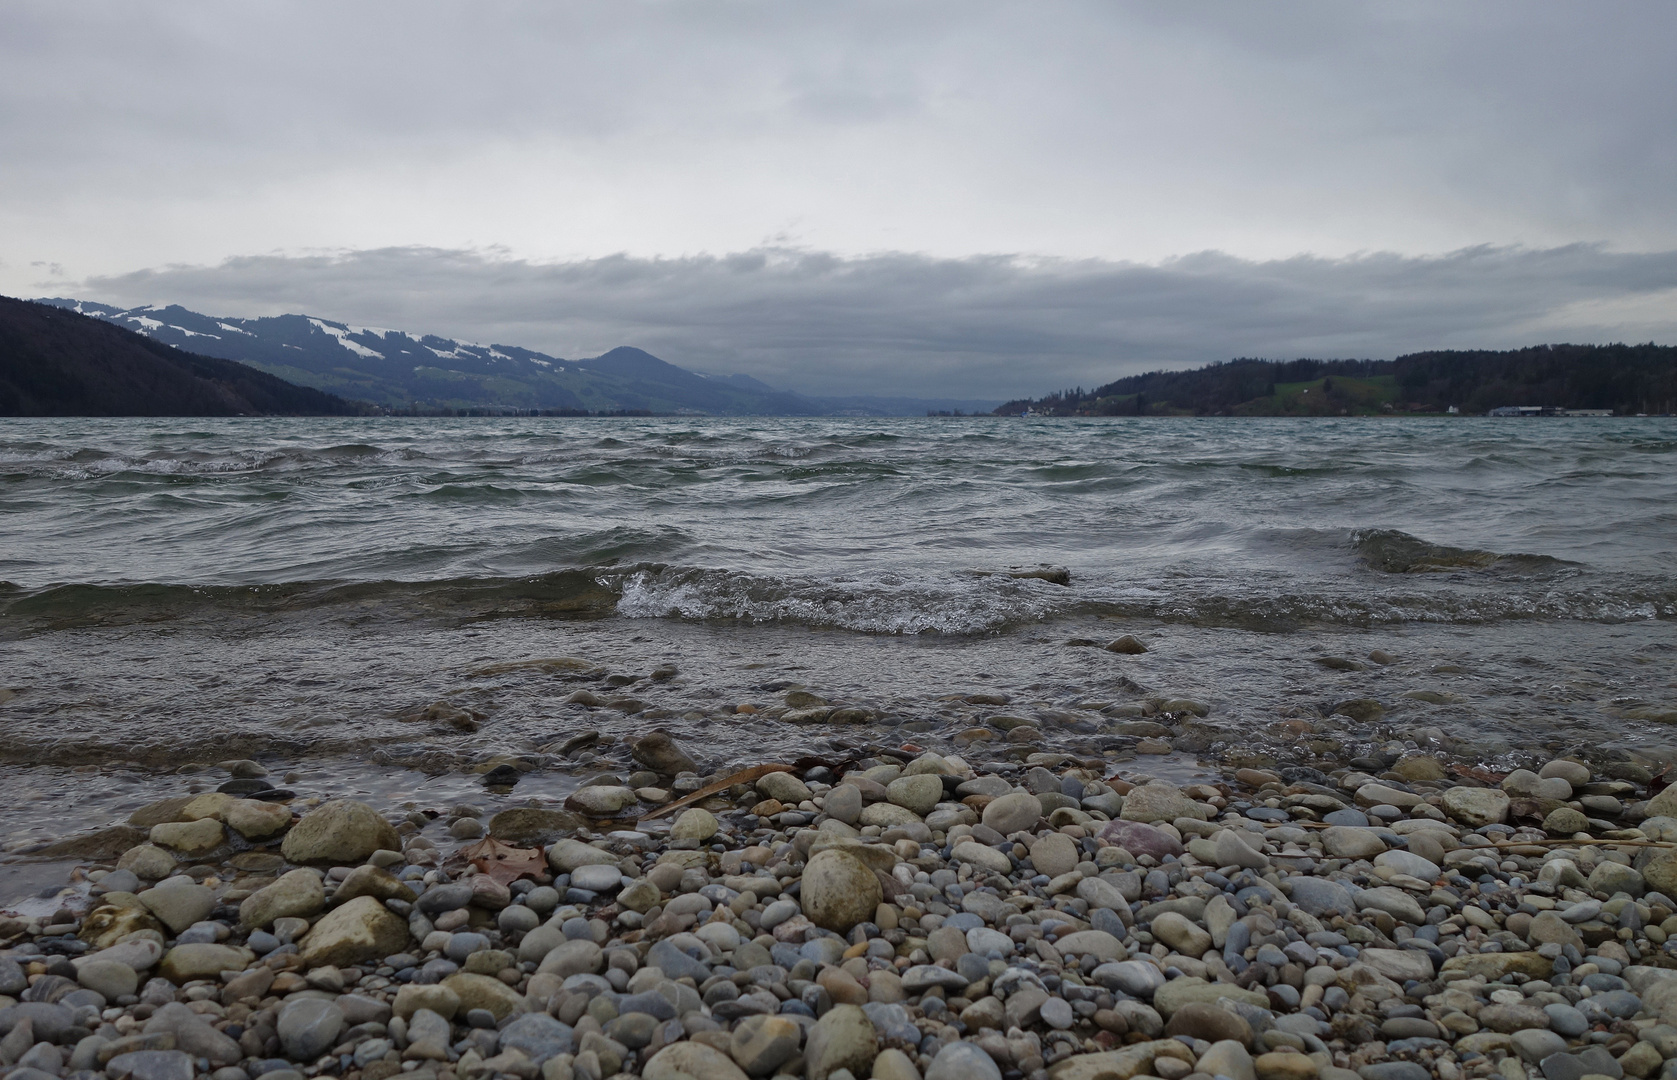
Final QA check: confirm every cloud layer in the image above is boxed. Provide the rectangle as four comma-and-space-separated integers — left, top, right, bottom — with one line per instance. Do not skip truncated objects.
81, 243, 1677, 398
4, 3, 1677, 294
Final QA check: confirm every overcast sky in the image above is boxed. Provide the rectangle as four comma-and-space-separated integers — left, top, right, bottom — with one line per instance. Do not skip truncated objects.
5, 2, 1675, 397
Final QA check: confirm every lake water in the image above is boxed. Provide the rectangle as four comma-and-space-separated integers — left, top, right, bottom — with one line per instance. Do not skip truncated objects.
2, 416, 1674, 865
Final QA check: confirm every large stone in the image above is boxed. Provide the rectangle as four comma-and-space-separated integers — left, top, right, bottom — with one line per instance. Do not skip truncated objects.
1030, 833, 1081, 878
393, 984, 461, 1020
497, 1013, 574, 1065
886, 775, 944, 816
157, 943, 252, 984
1587, 861, 1644, 897
142, 1001, 242, 1065
1153, 977, 1269, 1018
148, 819, 225, 854
536, 939, 603, 978
631, 731, 698, 775
1048, 1040, 1197, 1080
1213, 830, 1270, 870
1355, 886, 1426, 924
239, 868, 326, 929
802, 849, 883, 933
33, 824, 150, 860
1526, 911, 1584, 951
803, 1004, 876, 1080
1098, 819, 1184, 859
76, 959, 140, 1000
927, 1041, 1003, 1080
1543, 807, 1590, 836
104, 1050, 195, 1080
807, 836, 897, 873
1322, 827, 1386, 860
1151, 912, 1211, 956
332, 864, 417, 904
1354, 784, 1424, 810
982, 791, 1043, 835
76, 938, 164, 973
1052, 931, 1126, 962
951, 841, 1012, 875
874, 1048, 924, 1080
564, 785, 639, 815
756, 771, 812, 805
299, 896, 408, 967
137, 878, 216, 934
277, 998, 344, 1062
1374, 850, 1440, 881
1443, 787, 1510, 827
1120, 782, 1207, 824
546, 838, 623, 872
1197, 1041, 1256, 1080
644, 1042, 749, 1080
670, 808, 719, 842
824, 784, 863, 825
224, 799, 292, 840
1166, 1002, 1253, 1046
488, 808, 585, 846
1478, 1003, 1550, 1033
1440, 952, 1552, 981
1092, 960, 1166, 997
728, 1014, 803, 1077
1287, 878, 1356, 917
280, 800, 400, 864
1647, 785, 1677, 820
1643, 851, 1677, 898
115, 843, 176, 881
1359, 949, 1435, 982
1253, 1052, 1318, 1080
441, 972, 526, 1020
1539, 759, 1591, 786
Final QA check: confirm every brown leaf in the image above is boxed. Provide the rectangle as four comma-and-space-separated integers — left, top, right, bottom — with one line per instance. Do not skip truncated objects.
455, 837, 547, 885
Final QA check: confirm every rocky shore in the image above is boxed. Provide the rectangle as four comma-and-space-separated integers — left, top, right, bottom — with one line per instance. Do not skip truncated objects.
9, 730, 1677, 1080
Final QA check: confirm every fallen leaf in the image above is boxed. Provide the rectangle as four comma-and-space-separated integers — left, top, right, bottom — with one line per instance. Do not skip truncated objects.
454, 837, 547, 885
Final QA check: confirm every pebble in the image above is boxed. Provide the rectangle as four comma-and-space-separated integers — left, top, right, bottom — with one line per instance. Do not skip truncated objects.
18, 735, 1677, 1080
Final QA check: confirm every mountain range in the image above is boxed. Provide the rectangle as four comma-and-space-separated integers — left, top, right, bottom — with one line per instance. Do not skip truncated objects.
37, 299, 999, 417
0, 296, 365, 416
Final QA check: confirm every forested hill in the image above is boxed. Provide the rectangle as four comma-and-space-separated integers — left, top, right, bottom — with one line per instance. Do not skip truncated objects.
995, 344, 1677, 417
0, 296, 367, 416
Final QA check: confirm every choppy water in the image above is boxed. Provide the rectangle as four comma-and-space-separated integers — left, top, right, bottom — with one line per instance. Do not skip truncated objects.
2, 416, 1675, 863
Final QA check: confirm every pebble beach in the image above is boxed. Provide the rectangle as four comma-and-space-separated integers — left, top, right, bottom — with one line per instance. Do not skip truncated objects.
10, 711, 1677, 1080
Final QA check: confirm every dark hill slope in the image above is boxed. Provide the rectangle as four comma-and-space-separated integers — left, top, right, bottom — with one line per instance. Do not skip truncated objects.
0, 297, 364, 416
997, 344, 1677, 416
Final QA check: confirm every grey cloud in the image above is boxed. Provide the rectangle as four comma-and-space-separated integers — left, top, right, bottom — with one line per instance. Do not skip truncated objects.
79, 243, 1677, 399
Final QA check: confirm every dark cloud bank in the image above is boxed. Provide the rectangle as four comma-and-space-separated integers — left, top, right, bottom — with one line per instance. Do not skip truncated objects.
82, 244, 1677, 399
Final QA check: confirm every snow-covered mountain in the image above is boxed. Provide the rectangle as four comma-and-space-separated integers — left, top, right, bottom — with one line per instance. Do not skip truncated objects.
36, 299, 819, 415
37, 299, 1003, 415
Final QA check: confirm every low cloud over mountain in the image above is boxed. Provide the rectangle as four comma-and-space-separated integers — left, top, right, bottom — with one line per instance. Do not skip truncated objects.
76, 243, 1677, 400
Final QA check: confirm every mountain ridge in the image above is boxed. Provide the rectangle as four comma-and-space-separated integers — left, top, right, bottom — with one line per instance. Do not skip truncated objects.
995, 346, 1677, 417
38, 299, 1000, 416
0, 296, 366, 416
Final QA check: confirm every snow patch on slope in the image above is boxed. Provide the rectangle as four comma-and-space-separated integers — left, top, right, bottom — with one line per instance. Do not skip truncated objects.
307, 318, 385, 359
